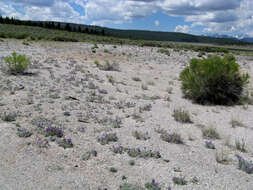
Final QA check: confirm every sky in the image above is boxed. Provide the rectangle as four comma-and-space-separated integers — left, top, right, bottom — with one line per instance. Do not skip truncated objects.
0, 0, 253, 37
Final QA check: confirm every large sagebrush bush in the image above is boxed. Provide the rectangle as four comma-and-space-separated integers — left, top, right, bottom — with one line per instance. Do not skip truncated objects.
180, 54, 249, 105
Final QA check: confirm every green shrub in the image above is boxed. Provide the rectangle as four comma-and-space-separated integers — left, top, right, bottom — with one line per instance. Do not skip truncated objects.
180, 55, 249, 105
172, 108, 192, 123
202, 127, 220, 139
0, 32, 6, 38
4, 52, 30, 74
15, 33, 28, 39
17, 128, 33, 138
157, 48, 170, 56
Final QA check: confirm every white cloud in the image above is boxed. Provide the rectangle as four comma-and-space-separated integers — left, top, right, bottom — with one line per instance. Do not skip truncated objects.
154, 20, 159, 26
0, 0, 252, 36
84, 0, 157, 25
174, 25, 190, 33
0, 2, 23, 18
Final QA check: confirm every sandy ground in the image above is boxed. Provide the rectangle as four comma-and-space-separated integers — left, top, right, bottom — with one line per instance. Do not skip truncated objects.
0, 39, 253, 190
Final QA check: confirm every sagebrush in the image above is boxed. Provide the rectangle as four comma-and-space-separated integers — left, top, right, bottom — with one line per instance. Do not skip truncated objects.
180, 54, 249, 105
4, 52, 30, 74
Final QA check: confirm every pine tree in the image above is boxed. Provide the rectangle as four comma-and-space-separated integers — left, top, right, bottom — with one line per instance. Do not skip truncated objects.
0, 15, 3, 24
57, 23, 61, 30
78, 26, 82, 33
65, 23, 71, 32
101, 29, 105, 36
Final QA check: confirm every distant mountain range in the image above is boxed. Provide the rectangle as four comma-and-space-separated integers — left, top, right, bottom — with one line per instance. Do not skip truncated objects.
241, 37, 253, 43
205, 33, 253, 43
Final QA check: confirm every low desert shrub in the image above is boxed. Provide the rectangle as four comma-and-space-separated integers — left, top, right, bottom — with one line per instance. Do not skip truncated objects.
1, 112, 17, 122
127, 148, 161, 159
157, 48, 170, 56
180, 55, 249, 105
202, 127, 220, 139
172, 108, 192, 123
132, 131, 150, 140
173, 176, 187, 185
5, 52, 30, 74
44, 126, 64, 138
230, 119, 245, 128
97, 133, 118, 145
109, 167, 117, 173
161, 132, 184, 144
95, 60, 120, 71
235, 138, 247, 152
215, 149, 230, 164
17, 128, 33, 138
129, 160, 135, 166
205, 141, 215, 149
145, 179, 161, 190
82, 150, 97, 160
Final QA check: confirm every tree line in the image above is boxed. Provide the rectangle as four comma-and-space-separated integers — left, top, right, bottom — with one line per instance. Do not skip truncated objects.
0, 15, 105, 36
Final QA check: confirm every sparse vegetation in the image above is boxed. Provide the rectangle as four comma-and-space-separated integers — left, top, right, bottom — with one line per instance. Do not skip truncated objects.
145, 179, 161, 190
173, 176, 187, 185
82, 150, 98, 161
126, 148, 161, 159
132, 131, 150, 140
172, 108, 192, 123
231, 119, 245, 128
139, 104, 152, 112
167, 87, 173, 94
1, 112, 17, 122
109, 167, 118, 173
97, 133, 118, 145
235, 138, 247, 152
157, 48, 170, 56
120, 183, 144, 190
17, 128, 33, 138
58, 138, 74, 149
205, 141, 215, 149
111, 145, 125, 154
129, 160, 135, 166
132, 77, 141, 82
215, 149, 230, 164
202, 127, 220, 139
161, 132, 184, 144
37, 137, 49, 148
96, 60, 120, 71
44, 126, 64, 138
141, 84, 148, 90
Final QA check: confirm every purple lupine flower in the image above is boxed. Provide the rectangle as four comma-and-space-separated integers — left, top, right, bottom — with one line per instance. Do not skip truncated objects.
36, 122, 44, 128
80, 127, 86, 132
67, 138, 72, 144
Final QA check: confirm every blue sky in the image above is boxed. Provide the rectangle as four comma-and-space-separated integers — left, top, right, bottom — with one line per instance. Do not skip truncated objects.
0, 0, 253, 37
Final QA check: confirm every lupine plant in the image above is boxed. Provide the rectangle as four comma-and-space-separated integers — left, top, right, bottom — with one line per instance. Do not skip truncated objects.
145, 179, 161, 190
236, 155, 253, 174
44, 126, 64, 137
